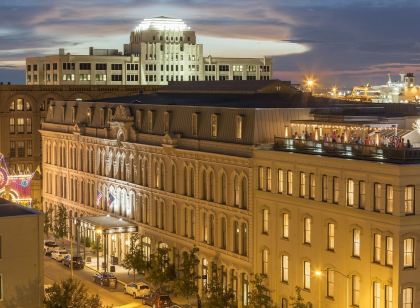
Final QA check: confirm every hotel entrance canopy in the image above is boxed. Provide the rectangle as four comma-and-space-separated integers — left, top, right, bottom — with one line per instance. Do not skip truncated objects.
77, 215, 138, 234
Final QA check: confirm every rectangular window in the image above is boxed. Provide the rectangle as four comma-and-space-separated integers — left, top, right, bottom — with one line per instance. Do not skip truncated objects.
385, 285, 393, 308
10, 141, 16, 157
79, 63, 91, 70
404, 238, 414, 268
95, 63, 107, 70
385, 236, 393, 266
353, 229, 361, 257
374, 233, 381, 263
267, 168, 272, 192
278, 169, 284, 194
304, 217, 311, 244
347, 179, 354, 206
374, 183, 382, 211
27, 140, 32, 157
405, 186, 415, 215
79, 74, 91, 81
359, 181, 366, 209
192, 113, 198, 136
328, 223, 335, 251
373, 282, 381, 308
283, 213, 289, 239
287, 171, 293, 196
235, 115, 243, 140
0, 273, 2, 301
303, 261, 311, 290
300, 172, 306, 198
111, 63, 122, 70
211, 114, 218, 137
333, 176, 339, 204
327, 269, 334, 298
26, 117, 32, 133
147, 110, 154, 132
309, 173, 315, 199
352, 275, 360, 306
17, 118, 24, 133
262, 209, 269, 234
281, 255, 289, 283
9, 118, 15, 134
386, 185, 393, 214
403, 287, 413, 308
322, 175, 328, 202
163, 111, 170, 134
258, 167, 265, 190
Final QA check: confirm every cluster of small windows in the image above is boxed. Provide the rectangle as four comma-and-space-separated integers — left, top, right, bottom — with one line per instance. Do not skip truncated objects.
9, 117, 32, 134
127, 63, 139, 70
205, 64, 216, 72
63, 62, 75, 70
111, 64, 123, 70
96, 63, 107, 70
127, 74, 139, 82
9, 140, 32, 158
145, 64, 156, 71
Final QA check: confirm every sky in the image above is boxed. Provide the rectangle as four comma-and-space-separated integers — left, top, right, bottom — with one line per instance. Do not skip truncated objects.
1, 0, 420, 87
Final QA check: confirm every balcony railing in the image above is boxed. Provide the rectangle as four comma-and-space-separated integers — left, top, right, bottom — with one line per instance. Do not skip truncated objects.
273, 137, 420, 163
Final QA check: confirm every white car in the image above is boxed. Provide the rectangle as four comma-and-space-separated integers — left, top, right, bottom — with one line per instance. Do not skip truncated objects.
124, 282, 150, 298
44, 241, 58, 255
51, 248, 70, 262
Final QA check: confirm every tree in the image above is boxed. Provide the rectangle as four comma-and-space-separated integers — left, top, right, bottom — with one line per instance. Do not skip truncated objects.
248, 273, 273, 308
289, 286, 308, 308
146, 247, 174, 290
121, 233, 148, 281
44, 278, 104, 308
173, 247, 200, 304
203, 265, 236, 308
44, 207, 53, 236
53, 204, 68, 241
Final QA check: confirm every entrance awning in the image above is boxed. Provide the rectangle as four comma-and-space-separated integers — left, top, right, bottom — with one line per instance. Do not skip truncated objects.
77, 215, 138, 234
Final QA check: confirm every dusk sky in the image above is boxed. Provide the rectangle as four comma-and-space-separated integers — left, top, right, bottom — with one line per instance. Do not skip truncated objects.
1, 0, 420, 87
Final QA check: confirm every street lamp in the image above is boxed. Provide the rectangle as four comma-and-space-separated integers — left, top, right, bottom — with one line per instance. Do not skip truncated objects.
304, 77, 316, 93
316, 268, 349, 307
95, 228, 102, 271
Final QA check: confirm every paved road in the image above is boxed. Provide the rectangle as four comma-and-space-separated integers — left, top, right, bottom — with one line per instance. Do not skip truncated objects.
44, 256, 146, 307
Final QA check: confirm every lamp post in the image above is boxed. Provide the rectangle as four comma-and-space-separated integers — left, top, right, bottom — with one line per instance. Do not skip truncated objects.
95, 228, 102, 271
316, 268, 349, 307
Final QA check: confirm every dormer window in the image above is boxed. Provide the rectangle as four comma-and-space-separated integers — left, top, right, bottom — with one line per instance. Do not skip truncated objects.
87, 107, 93, 125
163, 111, 170, 134
99, 108, 105, 126
192, 112, 198, 136
136, 110, 142, 129
71, 106, 77, 124
235, 115, 243, 140
147, 110, 154, 132
211, 114, 218, 138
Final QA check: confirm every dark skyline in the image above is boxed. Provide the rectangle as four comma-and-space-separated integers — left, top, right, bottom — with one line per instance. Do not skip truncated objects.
1, 0, 420, 87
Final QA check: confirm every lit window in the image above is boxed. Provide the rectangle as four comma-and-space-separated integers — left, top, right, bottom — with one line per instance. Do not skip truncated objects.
327, 269, 334, 298
0, 273, 3, 301
304, 217, 311, 244
309, 173, 315, 199
9, 118, 15, 134
210, 114, 218, 137
235, 115, 243, 140
328, 223, 335, 251
403, 287, 413, 308
373, 282, 381, 308
322, 175, 328, 202
266, 168, 272, 192
405, 186, 415, 215
347, 179, 354, 206
287, 170, 293, 195
374, 233, 381, 263
17, 118, 24, 133
374, 183, 382, 211
353, 229, 361, 257
300, 172, 306, 197
258, 167, 265, 190
303, 261, 311, 289
359, 181, 366, 209
333, 176, 339, 204
233, 221, 239, 253
16, 98, 23, 111
278, 169, 284, 194
281, 255, 289, 283
404, 238, 414, 268
385, 285, 393, 308
262, 249, 269, 274
283, 213, 289, 239
385, 236, 393, 266
352, 275, 360, 306
386, 185, 393, 214
262, 209, 269, 234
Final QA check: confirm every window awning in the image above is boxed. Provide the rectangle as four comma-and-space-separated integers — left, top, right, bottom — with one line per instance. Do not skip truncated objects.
76, 215, 138, 234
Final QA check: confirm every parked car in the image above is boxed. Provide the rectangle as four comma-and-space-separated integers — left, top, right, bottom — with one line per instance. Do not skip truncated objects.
124, 282, 150, 298
143, 291, 172, 308
51, 248, 70, 261
62, 255, 85, 269
44, 241, 58, 256
93, 272, 117, 288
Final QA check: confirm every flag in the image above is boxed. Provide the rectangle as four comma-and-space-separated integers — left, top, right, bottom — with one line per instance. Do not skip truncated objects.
108, 191, 115, 207
96, 190, 103, 206
35, 165, 41, 175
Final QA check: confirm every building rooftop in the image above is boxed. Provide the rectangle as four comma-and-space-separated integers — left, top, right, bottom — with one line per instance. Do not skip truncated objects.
0, 199, 40, 217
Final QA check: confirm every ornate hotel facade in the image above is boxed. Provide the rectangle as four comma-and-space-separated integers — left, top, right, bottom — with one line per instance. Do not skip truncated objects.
26, 17, 272, 86
40, 82, 420, 307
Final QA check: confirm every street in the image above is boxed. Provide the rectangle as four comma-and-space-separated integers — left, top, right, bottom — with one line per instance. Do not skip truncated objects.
44, 256, 146, 307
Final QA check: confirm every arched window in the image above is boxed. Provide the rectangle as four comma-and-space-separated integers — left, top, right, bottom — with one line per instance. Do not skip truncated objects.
25, 100, 32, 111
184, 166, 188, 195
234, 175, 240, 207
209, 171, 215, 202
233, 220, 239, 253
142, 236, 151, 262
241, 177, 248, 209
171, 164, 176, 193
262, 249, 269, 274
221, 217, 227, 249
201, 170, 207, 200
209, 214, 215, 245
189, 167, 195, 197
241, 222, 248, 256
202, 259, 208, 290
221, 173, 227, 204
9, 101, 15, 111
160, 161, 165, 190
